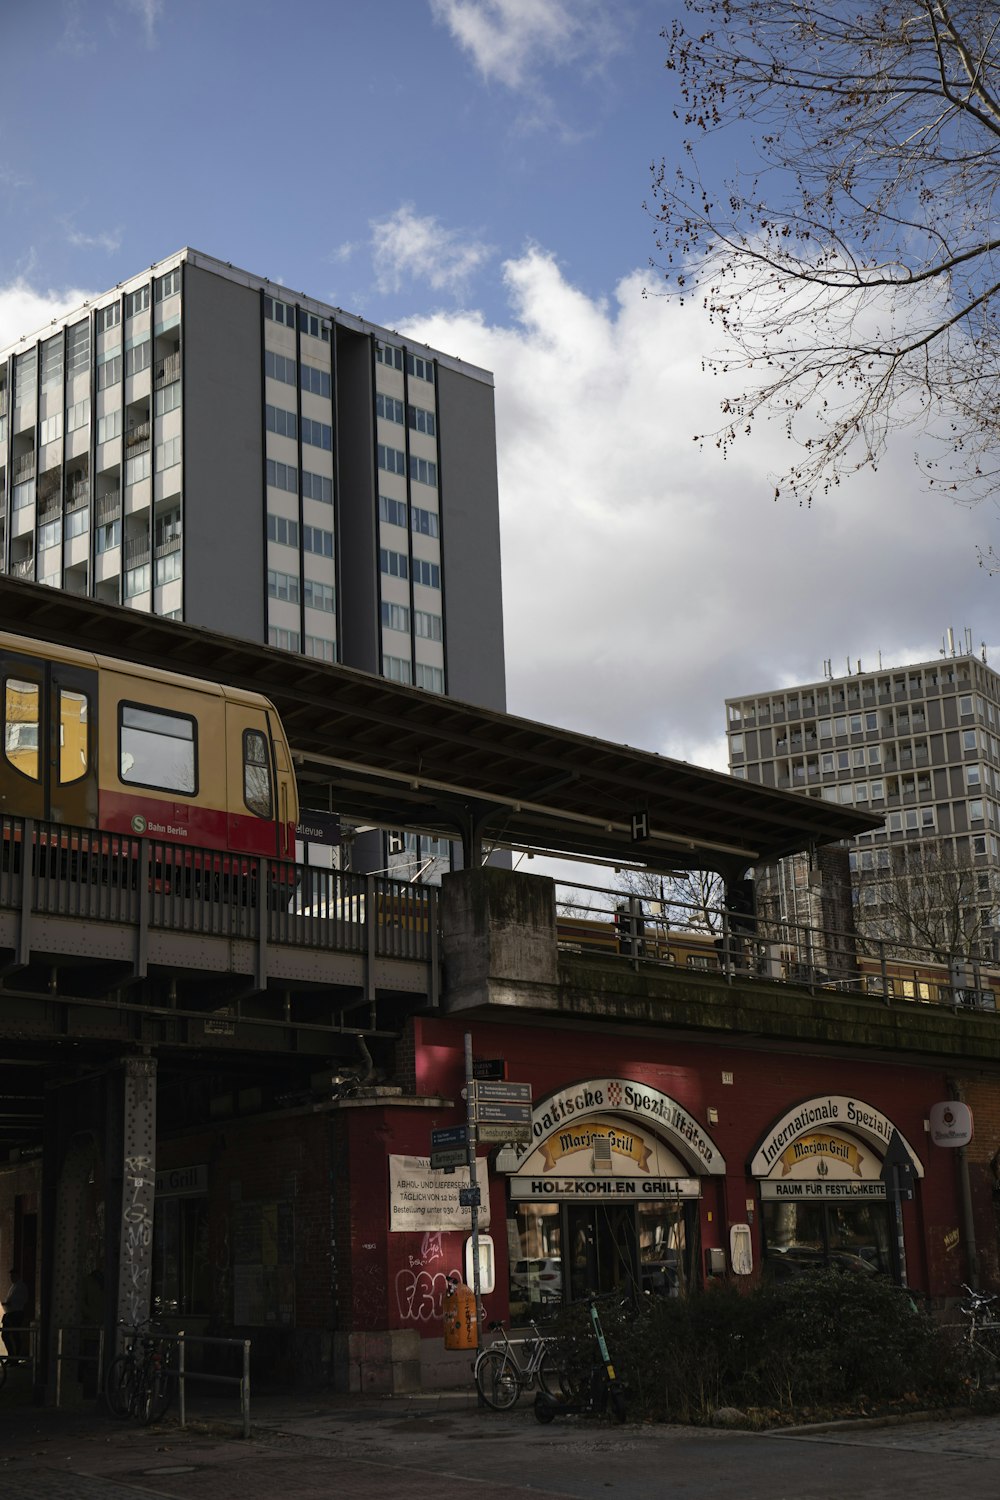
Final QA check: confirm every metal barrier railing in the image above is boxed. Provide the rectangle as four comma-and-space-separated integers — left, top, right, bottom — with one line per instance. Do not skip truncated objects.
54, 1326, 251, 1437
53, 1324, 105, 1406
554, 878, 1000, 1014
1, 1320, 40, 1384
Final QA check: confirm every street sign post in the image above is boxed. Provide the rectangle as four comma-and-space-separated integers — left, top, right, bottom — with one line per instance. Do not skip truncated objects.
471, 1081, 532, 1103
430, 1148, 467, 1170
476, 1121, 533, 1145
431, 1125, 468, 1149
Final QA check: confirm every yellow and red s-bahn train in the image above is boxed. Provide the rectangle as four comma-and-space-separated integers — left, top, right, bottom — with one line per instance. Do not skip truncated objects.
0, 629, 299, 861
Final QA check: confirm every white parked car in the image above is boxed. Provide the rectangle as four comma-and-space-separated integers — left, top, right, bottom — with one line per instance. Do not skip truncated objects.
511, 1257, 563, 1304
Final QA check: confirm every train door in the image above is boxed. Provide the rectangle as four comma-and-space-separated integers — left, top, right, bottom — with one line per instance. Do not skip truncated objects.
0, 648, 98, 827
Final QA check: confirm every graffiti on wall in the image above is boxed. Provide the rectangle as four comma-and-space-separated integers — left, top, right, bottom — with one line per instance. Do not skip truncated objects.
121, 1153, 154, 1325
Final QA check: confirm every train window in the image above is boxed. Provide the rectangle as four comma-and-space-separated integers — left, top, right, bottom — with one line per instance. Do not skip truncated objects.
4, 679, 40, 780
59, 690, 89, 784
243, 730, 272, 819
119, 703, 196, 794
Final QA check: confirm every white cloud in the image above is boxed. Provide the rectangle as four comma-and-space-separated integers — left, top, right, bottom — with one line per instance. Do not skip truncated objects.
119, 0, 163, 48
371, 204, 493, 297
402, 248, 1000, 770
66, 228, 123, 254
429, 0, 623, 92
0, 281, 96, 353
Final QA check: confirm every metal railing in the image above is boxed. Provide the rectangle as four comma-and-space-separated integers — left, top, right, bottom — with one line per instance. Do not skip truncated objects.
173, 1330, 251, 1438
154, 352, 181, 388
554, 879, 1000, 1013
53, 1324, 105, 1406
0, 815, 437, 966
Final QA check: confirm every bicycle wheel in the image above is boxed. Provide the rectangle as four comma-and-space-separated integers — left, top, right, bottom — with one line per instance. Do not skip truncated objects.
142, 1356, 173, 1424
536, 1348, 576, 1401
476, 1349, 521, 1410
105, 1354, 136, 1418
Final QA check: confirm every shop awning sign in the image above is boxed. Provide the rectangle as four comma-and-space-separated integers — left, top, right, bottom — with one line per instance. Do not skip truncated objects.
928, 1101, 973, 1149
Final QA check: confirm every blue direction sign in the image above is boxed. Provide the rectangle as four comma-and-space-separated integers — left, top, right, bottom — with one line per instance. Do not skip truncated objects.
431, 1125, 468, 1150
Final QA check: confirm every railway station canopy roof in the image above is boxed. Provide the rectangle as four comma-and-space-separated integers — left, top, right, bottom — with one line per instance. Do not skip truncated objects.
0, 580, 880, 873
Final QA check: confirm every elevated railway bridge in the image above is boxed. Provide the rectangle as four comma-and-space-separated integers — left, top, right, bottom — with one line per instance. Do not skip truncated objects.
1, 579, 996, 1395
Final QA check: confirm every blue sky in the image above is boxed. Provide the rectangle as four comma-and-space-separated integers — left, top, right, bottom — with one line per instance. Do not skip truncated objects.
3, 0, 999, 774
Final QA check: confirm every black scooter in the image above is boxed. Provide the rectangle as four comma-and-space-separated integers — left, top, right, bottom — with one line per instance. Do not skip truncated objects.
533, 1298, 627, 1424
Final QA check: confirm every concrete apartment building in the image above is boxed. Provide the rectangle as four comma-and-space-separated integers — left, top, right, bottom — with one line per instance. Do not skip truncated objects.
0, 249, 505, 872
726, 632, 1000, 962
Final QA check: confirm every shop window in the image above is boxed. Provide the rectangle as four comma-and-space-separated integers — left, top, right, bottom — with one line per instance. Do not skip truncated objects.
762, 1199, 892, 1281
509, 1204, 563, 1319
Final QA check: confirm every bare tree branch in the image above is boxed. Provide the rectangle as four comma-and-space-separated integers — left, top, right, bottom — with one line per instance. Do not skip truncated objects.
649, 1, 1000, 506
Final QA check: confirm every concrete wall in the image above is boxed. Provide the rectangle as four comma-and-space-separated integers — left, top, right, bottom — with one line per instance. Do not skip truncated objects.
182, 264, 265, 641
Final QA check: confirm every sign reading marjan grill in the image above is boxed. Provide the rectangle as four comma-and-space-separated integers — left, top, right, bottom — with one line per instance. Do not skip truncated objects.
504, 1111, 710, 1201
496, 1078, 725, 1178
750, 1095, 925, 1201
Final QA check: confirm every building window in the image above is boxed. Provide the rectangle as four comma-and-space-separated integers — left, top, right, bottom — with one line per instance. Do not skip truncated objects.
98, 409, 122, 444
968, 765, 982, 785
264, 351, 297, 386
376, 393, 404, 424
40, 414, 63, 446
380, 548, 408, 580
375, 340, 404, 371
267, 569, 300, 603
125, 562, 151, 596
413, 558, 440, 588
266, 458, 298, 494
37, 517, 61, 551
154, 269, 181, 301
155, 436, 181, 470
303, 579, 335, 613
155, 383, 181, 417
298, 310, 331, 341
266, 404, 297, 439
155, 550, 181, 586
378, 443, 406, 476
301, 417, 332, 450
66, 320, 90, 375
14, 348, 37, 405
125, 451, 151, 486
300, 363, 331, 398
125, 286, 150, 317
963, 729, 977, 750
98, 350, 122, 389
65, 507, 89, 539
125, 339, 151, 377
406, 352, 434, 383
378, 494, 407, 528
381, 601, 410, 633
408, 404, 436, 436
415, 663, 445, 693
267, 625, 301, 652
267, 514, 299, 548
97, 303, 121, 332
382, 654, 412, 684
303, 525, 334, 558
302, 469, 332, 504
96, 520, 121, 552
960, 695, 974, 715
66, 399, 89, 433
410, 504, 439, 537
304, 634, 336, 661
263, 295, 295, 327
409, 455, 437, 486
41, 337, 63, 388
414, 609, 442, 641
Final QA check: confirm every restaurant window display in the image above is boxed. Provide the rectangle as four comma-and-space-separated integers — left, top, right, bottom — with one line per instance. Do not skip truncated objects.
749, 1096, 923, 1284
499, 1078, 724, 1316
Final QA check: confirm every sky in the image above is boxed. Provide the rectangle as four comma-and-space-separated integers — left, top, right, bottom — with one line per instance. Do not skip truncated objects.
2, 0, 1000, 777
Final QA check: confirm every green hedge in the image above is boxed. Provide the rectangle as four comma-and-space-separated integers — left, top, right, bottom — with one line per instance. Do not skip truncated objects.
550, 1274, 962, 1423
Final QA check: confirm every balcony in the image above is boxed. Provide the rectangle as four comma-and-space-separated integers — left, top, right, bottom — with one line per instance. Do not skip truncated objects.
124, 536, 150, 569
155, 534, 181, 559
96, 491, 122, 526
0, 391, 7, 418
11, 556, 35, 579
125, 421, 150, 452
13, 454, 36, 482
154, 351, 181, 388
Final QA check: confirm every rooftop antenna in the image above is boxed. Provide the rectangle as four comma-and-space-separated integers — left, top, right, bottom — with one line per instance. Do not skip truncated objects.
965, 626, 973, 654
948, 626, 956, 656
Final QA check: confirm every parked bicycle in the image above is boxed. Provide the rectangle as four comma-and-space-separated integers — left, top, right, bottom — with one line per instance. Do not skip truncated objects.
959, 1284, 1000, 1389
105, 1319, 174, 1423
474, 1318, 571, 1410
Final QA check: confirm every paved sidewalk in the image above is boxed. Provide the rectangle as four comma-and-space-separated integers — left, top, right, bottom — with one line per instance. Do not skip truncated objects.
4, 1370, 1000, 1500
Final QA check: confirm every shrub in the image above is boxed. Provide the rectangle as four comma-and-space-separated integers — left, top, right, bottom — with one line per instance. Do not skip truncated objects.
548, 1273, 961, 1424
